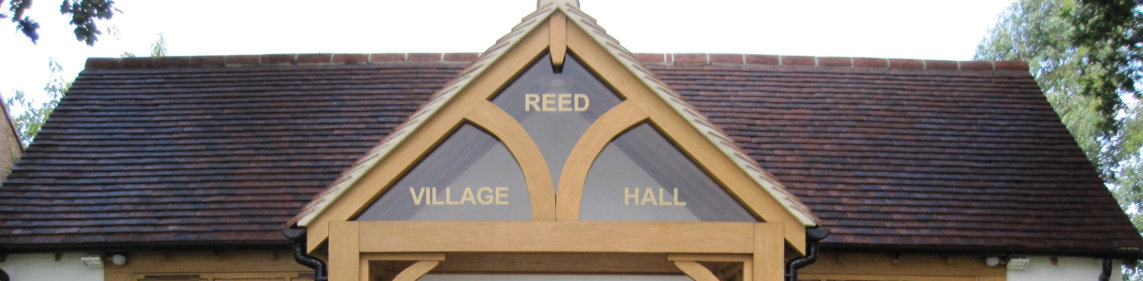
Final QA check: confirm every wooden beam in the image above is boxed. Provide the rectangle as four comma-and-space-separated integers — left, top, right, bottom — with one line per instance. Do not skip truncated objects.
549, 12, 567, 68
752, 223, 783, 281
674, 261, 719, 281
360, 258, 371, 281
667, 254, 750, 262
360, 253, 446, 261
802, 252, 1005, 278
554, 101, 647, 220
742, 257, 753, 281
466, 101, 556, 220
330, 221, 360, 281
358, 221, 754, 254
393, 260, 440, 281
434, 253, 677, 274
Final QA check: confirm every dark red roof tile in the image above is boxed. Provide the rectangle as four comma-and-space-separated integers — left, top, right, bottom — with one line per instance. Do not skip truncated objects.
0, 54, 1136, 257
647, 62, 1139, 256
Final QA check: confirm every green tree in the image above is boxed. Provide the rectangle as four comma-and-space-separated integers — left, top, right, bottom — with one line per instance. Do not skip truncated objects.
1068, 0, 1141, 132
5, 58, 67, 146
5, 35, 165, 146
977, 0, 1143, 279
1, 0, 118, 45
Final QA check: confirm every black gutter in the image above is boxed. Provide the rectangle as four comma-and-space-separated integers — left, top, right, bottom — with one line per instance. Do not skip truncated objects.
284, 227, 328, 281
785, 228, 830, 281
1099, 258, 1113, 281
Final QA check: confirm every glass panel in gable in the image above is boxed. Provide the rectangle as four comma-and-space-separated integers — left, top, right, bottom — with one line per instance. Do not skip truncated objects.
356, 124, 530, 221
491, 53, 622, 191
580, 124, 755, 222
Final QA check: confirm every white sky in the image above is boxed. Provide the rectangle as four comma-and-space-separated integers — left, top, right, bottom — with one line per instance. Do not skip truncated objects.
0, 0, 1015, 106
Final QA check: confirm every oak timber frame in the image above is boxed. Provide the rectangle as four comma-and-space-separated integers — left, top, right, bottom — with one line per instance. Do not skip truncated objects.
330, 221, 785, 281
302, 4, 814, 281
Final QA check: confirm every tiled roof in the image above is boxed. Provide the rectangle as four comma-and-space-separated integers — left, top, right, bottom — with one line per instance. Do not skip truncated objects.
641, 59, 1141, 257
0, 52, 1139, 257
0, 56, 470, 249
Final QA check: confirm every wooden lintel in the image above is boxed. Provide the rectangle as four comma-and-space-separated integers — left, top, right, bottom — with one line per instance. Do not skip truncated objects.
360, 253, 446, 261
433, 253, 676, 274
667, 253, 751, 262
549, 12, 567, 69
357, 221, 757, 254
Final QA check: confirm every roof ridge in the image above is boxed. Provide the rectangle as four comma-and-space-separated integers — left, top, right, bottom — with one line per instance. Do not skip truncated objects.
85, 52, 1030, 72
83, 53, 482, 70
635, 53, 1029, 72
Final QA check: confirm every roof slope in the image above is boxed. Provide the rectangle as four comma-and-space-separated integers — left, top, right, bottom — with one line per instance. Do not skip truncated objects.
0, 53, 1138, 257
0, 55, 470, 249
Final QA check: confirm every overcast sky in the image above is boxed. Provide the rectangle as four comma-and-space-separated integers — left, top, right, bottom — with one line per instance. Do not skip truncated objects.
0, 0, 1015, 106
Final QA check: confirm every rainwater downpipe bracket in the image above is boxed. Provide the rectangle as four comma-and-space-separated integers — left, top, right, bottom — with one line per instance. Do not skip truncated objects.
785, 227, 830, 281
284, 226, 328, 281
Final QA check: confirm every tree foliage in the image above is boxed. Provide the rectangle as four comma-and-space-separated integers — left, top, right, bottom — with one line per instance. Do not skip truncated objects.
1069, 0, 1142, 132
4, 58, 66, 146
977, 0, 1143, 278
1, 0, 117, 45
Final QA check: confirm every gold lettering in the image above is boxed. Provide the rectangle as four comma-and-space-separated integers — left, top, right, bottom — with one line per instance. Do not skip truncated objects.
673, 188, 686, 206
444, 187, 459, 205
541, 93, 556, 111
621, 187, 688, 207
430, 187, 444, 205
557, 93, 572, 111
624, 187, 638, 206
460, 187, 477, 205
409, 187, 426, 206
574, 93, 589, 111
524, 94, 540, 112
525, 93, 591, 112
659, 188, 673, 206
641, 187, 658, 206
495, 186, 509, 205
408, 186, 512, 206
477, 187, 494, 205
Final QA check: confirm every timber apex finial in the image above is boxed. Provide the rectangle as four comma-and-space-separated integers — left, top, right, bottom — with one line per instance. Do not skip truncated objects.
538, 0, 580, 9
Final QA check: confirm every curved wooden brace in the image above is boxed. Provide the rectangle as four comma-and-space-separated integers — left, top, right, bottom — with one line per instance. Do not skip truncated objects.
554, 101, 648, 220
393, 260, 440, 281
466, 101, 557, 220
674, 261, 719, 281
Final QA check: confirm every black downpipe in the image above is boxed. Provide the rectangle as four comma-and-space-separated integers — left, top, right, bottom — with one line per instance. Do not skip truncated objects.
1099, 258, 1113, 281
785, 228, 830, 281
284, 227, 328, 281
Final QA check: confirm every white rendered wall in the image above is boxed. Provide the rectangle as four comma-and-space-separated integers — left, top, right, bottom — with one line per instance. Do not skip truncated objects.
1007, 256, 1121, 281
0, 253, 103, 281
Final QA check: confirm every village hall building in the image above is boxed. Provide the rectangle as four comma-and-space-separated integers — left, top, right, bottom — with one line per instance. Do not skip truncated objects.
0, 1, 1140, 281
